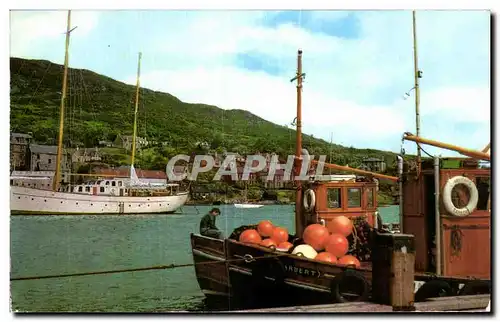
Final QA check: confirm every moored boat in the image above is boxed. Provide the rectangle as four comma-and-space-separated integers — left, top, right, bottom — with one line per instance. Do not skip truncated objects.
234, 203, 264, 209
190, 47, 491, 311
10, 11, 189, 215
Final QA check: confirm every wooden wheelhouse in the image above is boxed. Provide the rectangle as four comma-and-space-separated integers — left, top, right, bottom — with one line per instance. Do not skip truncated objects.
400, 138, 491, 279
303, 175, 380, 230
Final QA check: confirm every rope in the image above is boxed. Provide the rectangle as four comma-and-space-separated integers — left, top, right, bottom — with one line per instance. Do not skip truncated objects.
26, 62, 52, 105
10, 249, 290, 282
403, 132, 435, 158
416, 142, 435, 158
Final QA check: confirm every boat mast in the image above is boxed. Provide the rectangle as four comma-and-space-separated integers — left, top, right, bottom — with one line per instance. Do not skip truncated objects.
412, 10, 422, 175
292, 49, 306, 238
53, 10, 72, 192
329, 132, 333, 175
130, 52, 142, 170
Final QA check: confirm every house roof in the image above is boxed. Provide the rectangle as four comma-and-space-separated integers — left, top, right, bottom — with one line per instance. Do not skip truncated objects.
73, 148, 102, 155
29, 144, 58, 154
121, 135, 146, 141
11, 133, 32, 138
363, 157, 384, 162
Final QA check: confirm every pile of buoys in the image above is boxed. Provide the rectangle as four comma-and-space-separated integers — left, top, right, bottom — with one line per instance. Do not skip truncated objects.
238, 217, 361, 268
239, 220, 290, 250
298, 216, 360, 268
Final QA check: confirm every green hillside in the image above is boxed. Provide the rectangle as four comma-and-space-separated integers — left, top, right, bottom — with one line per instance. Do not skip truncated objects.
10, 57, 400, 171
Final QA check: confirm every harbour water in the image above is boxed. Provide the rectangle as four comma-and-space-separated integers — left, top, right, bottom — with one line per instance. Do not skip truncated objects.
10, 205, 399, 312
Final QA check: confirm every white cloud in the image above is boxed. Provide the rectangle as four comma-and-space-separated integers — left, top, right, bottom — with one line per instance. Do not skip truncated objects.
420, 87, 490, 123
10, 10, 100, 58
10, 10, 490, 155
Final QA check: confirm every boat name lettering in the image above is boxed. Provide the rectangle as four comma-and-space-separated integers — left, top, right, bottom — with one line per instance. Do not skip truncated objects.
284, 264, 320, 277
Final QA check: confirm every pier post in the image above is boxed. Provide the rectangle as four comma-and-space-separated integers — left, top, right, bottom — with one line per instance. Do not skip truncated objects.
371, 232, 416, 311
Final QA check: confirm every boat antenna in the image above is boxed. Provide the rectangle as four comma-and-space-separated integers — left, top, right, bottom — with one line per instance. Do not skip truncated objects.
130, 52, 142, 172
53, 10, 74, 192
291, 49, 306, 238
412, 10, 423, 176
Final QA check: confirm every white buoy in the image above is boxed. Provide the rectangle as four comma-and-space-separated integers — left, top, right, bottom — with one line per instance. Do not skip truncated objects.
291, 244, 318, 259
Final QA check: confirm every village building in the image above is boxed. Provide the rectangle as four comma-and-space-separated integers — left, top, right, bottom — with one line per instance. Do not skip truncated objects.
71, 147, 103, 164
10, 132, 32, 171
360, 157, 387, 173
29, 144, 71, 172
114, 134, 149, 151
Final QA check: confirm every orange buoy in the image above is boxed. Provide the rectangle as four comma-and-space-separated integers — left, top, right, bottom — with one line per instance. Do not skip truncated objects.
315, 252, 337, 264
329, 216, 354, 237
260, 238, 277, 248
303, 224, 330, 251
324, 233, 349, 258
239, 229, 262, 244
257, 220, 274, 237
271, 227, 289, 244
277, 241, 293, 251
338, 255, 361, 268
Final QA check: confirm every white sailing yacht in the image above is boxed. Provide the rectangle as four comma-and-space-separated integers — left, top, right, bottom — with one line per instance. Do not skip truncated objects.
10, 11, 189, 215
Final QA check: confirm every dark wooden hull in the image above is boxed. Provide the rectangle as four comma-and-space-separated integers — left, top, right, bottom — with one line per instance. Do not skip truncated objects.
191, 234, 373, 310
190, 234, 490, 311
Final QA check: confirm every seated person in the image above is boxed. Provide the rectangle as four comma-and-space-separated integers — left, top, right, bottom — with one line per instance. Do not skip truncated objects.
199, 207, 224, 239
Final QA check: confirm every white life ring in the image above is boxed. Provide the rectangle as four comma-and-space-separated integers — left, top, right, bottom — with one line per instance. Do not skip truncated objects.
303, 189, 316, 212
443, 176, 478, 217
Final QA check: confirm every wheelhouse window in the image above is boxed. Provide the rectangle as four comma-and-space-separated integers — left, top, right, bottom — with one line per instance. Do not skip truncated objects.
100, 187, 105, 193
105, 181, 110, 186
112, 181, 116, 187
476, 177, 490, 210
118, 181, 122, 187
78, 186, 83, 192
327, 188, 342, 209
348, 188, 362, 208
85, 186, 90, 192
367, 187, 374, 208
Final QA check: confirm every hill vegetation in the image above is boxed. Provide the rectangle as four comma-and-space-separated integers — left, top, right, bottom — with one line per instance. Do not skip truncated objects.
10, 57, 402, 173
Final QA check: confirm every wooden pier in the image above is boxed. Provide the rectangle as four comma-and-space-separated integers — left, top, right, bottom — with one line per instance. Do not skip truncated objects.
232, 294, 490, 313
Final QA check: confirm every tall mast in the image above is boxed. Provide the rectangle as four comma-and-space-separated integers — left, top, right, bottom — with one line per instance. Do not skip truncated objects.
412, 10, 422, 174
291, 49, 305, 238
53, 10, 72, 192
329, 132, 333, 175
130, 52, 142, 169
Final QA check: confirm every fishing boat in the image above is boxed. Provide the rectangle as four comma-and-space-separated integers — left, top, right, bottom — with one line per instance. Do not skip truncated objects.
233, 204, 264, 209
234, 204, 264, 209
10, 11, 189, 215
234, 181, 264, 209
190, 21, 490, 310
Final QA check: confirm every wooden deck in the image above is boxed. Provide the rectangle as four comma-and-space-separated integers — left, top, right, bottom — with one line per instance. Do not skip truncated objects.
231, 295, 490, 313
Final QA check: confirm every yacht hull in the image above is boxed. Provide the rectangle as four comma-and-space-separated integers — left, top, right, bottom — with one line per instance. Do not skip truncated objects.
10, 186, 189, 215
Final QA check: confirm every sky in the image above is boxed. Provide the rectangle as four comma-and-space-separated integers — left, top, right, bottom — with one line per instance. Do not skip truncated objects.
9, 9, 491, 156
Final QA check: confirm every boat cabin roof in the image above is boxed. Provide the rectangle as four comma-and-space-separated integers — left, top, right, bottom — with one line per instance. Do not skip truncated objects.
81, 179, 179, 187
